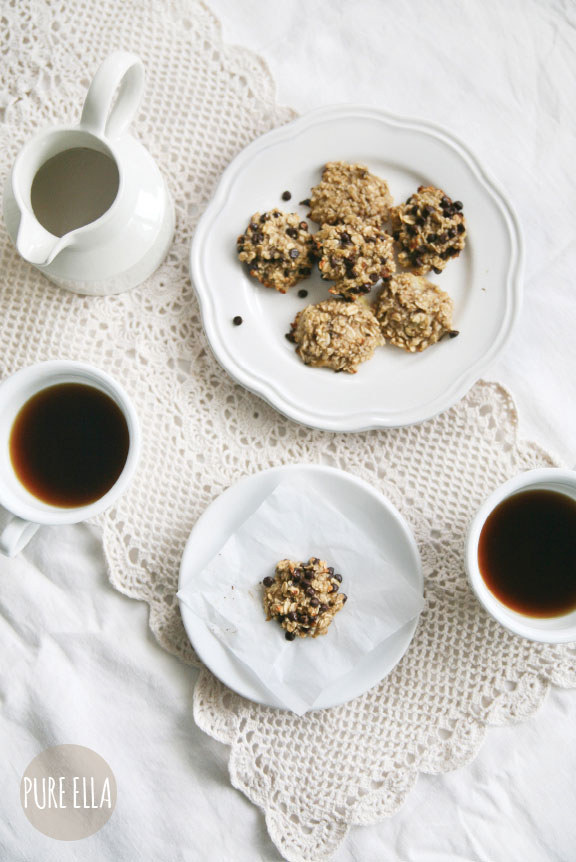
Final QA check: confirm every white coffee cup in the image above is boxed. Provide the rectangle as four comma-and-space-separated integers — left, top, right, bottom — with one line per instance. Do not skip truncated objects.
0, 360, 140, 556
466, 468, 576, 643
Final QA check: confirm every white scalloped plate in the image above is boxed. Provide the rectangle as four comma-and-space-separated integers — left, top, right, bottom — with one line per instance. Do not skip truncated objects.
190, 105, 523, 430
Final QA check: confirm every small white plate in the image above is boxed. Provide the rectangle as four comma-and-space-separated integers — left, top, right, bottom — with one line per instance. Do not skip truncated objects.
178, 464, 423, 711
190, 104, 523, 430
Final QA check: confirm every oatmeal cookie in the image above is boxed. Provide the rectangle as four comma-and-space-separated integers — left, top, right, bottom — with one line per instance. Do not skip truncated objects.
309, 161, 393, 227
373, 273, 457, 352
314, 220, 395, 300
288, 299, 383, 373
237, 209, 315, 293
262, 557, 347, 640
390, 185, 466, 275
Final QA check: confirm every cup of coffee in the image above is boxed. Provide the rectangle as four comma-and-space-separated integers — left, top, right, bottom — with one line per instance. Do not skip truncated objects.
0, 360, 140, 556
466, 468, 576, 643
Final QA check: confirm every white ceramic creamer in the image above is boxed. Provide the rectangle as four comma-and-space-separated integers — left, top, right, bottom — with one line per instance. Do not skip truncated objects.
3, 52, 174, 295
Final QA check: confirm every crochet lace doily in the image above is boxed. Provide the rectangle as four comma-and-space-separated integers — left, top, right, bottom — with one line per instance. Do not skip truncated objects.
2, 3, 576, 861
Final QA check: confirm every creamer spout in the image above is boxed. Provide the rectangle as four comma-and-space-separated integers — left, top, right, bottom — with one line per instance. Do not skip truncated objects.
16, 212, 71, 266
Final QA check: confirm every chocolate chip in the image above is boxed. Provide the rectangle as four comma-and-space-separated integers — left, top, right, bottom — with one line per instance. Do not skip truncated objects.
285, 332, 296, 343
406, 224, 417, 236
453, 200, 463, 210
299, 614, 310, 626
333, 573, 343, 582
249, 222, 258, 232
300, 221, 309, 231
427, 233, 438, 243
289, 248, 299, 259
286, 227, 299, 239
392, 230, 400, 241
449, 329, 460, 338
340, 231, 352, 246
299, 198, 311, 206
415, 216, 425, 226
252, 233, 264, 244
285, 631, 296, 641
309, 597, 320, 607
287, 611, 298, 622
365, 236, 377, 243
368, 272, 378, 283
298, 289, 308, 298
303, 569, 314, 580
281, 190, 292, 201
331, 582, 339, 592
305, 587, 316, 598
327, 567, 334, 575
319, 604, 329, 613
409, 206, 419, 216
457, 223, 466, 234
233, 315, 243, 326
432, 266, 443, 275
262, 576, 274, 587
273, 212, 280, 218
341, 594, 348, 604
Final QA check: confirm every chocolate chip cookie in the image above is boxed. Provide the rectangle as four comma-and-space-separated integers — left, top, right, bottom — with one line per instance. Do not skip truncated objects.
390, 185, 466, 275
314, 220, 395, 300
288, 298, 383, 373
237, 209, 315, 293
373, 273, 457, 352
262, 557, 347, 640
309, 161, 393, 227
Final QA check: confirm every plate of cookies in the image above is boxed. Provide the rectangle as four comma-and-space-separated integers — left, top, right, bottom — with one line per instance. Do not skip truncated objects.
190, 104, 523, 429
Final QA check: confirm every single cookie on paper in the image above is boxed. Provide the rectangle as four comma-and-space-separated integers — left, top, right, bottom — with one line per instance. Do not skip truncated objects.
262, 557, 347, 641
309, 161, 393, 227
288, 298, 383, 373
237, 209, 315, 293
390, 185, 466, 275
373, 273, 458, 353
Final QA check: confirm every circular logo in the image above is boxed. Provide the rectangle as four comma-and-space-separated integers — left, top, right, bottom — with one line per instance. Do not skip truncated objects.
20, 744, 117, 840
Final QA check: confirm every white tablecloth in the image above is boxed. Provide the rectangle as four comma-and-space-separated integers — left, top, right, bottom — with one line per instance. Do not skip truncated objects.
2, 1, 576, 859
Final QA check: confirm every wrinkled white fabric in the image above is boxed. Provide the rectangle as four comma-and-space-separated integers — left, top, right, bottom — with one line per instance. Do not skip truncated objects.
1, 1, 576, 861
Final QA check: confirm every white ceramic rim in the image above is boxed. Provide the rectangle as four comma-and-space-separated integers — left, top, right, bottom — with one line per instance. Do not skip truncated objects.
465, 467, 576, 643
190, 103, 524, 431
178, 463, 423, 711
0, 360, 140, 524
12, 125, 125, 242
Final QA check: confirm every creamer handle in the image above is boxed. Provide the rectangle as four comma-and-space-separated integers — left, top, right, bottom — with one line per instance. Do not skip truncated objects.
0, 505, 40, 557
80, 52, 144, 139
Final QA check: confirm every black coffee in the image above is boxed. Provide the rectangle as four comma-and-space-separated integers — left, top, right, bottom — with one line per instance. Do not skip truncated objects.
478, 489, 576, 618
10, 383, 129, 508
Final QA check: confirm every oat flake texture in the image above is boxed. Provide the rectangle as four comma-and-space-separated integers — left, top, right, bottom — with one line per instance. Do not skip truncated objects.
2, 3, 576, 861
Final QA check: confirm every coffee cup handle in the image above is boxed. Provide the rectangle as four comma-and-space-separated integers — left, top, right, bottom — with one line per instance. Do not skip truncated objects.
0, 506, 40, 557
80, 51, 145, 140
